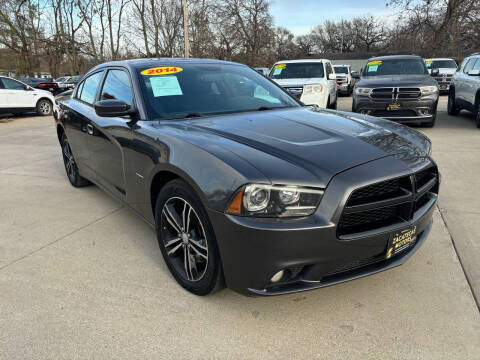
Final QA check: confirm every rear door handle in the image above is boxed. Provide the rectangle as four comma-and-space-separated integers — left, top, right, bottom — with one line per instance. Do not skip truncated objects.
87, 124, 94, 135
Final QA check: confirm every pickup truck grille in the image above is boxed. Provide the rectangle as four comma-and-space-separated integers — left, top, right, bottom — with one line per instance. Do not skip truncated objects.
336, 77, 348, 84
432, 74, 453, 84
338, 165, 438, 237
370, 87, 421, 101
283, 86, 303, 99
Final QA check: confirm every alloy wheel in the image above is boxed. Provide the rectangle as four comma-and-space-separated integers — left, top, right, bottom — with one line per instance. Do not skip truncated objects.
62, 140, 76, 181
39, 101, 51, 115
161, 197, 209, 282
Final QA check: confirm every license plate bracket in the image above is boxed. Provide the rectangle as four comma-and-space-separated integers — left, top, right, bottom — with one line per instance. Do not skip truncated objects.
386, 225, 417, 259
386, 103, 401, 111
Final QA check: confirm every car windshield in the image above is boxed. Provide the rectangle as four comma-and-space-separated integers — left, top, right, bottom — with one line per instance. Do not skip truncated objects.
137, 63, 299, 120
269, 62, 325, 79
426, 60, 457, 69
334, 66, 348, 74
363, 59, 428, 76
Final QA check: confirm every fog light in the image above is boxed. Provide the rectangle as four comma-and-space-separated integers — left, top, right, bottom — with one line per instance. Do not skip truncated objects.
270, 270, 285, 283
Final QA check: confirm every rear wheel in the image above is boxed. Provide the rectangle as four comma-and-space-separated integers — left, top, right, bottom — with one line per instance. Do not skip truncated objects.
447, 89, 460, 115
61, 133, 91, 187
155, 179, 224, 295
328, 95, 337, 110
476, 110, 480, 129
36, 99, 52, 116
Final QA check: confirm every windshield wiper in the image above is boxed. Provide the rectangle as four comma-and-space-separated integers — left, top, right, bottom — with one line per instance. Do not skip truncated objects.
163, 113, 204, 120
256, 106, 289, 111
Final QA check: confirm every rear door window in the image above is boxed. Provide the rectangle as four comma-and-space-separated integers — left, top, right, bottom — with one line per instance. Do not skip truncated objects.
78, 71, 103, 104
463, 59, 476, 74
2, 78, 26, 90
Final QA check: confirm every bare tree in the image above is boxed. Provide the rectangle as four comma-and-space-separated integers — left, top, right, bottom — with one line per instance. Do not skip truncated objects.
353, 15, 387, 52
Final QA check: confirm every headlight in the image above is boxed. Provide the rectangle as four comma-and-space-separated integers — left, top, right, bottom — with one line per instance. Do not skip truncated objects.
354, 87, 372, 96
420, 86, 438, 95
226, 184, 324, 217
304, 84, 323, 94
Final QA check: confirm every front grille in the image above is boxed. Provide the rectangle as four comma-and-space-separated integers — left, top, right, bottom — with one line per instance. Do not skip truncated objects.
337, 78, 348, 84
370, 87, 421, 101
283, 86, 303, 99
338, 165, 438, 236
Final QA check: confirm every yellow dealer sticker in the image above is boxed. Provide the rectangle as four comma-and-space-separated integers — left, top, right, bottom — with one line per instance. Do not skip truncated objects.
367, 60, 382, 66
425, 60, 433, 64
141, 67, 183, 76
274, 64, 286, 69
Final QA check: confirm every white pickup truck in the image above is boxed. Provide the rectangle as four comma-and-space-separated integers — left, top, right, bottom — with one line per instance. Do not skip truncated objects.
333, 64, 355, 95
269, 59, 338, 109
425, 58, 457, 92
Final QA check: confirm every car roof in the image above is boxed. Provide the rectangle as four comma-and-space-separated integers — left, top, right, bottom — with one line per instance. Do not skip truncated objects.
367, 55, 422, 61
333, 64, 350, 67
89, 58, 244, 73
274, 59, 329, 64
424, 58, 455, 61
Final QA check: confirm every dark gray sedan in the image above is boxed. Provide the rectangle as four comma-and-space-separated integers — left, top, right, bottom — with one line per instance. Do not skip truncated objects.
55, 58, 439, 296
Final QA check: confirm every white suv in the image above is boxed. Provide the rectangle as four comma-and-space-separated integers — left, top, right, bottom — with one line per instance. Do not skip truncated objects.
269, 59, 338, 109
0, 76, 56, 116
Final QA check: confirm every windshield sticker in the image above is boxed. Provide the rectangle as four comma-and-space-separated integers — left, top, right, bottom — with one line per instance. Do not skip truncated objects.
368, 65, 379, 72
274, 64, 286, 69
150, 76, 183, 97
273, 67, 283, 76
141, 67, 183, 76
425, 60, 432, 68
367, 60, 382, 66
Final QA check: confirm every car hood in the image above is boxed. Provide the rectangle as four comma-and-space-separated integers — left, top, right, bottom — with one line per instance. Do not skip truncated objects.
156, 107, 431, 188
272, 78, 324, 87
357, 75, 437, 87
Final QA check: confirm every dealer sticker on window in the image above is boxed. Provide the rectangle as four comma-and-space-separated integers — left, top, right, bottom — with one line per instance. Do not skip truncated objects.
386, 226, 417, 259
141, 67, 183, 76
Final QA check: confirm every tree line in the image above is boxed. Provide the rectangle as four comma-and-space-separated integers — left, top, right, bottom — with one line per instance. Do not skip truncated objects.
0, 0, 478, 77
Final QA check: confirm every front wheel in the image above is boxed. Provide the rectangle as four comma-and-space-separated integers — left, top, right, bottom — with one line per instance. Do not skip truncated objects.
155, 179, 224, 295
476, 110, 480, 129
36, 99, 52, 116
447, 90, 460, 115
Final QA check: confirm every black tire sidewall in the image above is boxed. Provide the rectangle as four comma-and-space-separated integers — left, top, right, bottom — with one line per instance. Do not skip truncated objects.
155, 179, 222, 295
61, 133, 90, 187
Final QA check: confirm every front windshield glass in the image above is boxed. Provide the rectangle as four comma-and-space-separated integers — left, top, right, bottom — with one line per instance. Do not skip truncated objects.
137, 63, 299, 120
363, 59, 428, 76
425, 60, 457, 69
269, 62, 325, 79
334, 66, 348, 74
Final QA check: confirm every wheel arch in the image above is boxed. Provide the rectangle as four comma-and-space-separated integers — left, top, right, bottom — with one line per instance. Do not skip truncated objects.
36, 97, 53, 107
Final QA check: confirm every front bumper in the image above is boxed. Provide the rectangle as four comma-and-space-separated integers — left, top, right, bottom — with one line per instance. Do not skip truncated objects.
210, 157, 438, 296
353, 95, 438, 123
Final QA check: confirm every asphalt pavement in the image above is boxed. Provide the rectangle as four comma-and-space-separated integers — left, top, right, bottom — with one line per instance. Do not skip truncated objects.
0, 97, 479, 359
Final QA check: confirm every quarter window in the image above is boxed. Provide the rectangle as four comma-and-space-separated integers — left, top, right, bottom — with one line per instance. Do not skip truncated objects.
472, 58, 480, 71
1, 78, 26, 90
78, 71, 103, 104
100, 70, 133, 107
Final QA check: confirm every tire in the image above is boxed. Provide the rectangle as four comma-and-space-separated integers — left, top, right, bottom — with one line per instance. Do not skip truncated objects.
476, 110, 480, 129
447, 90, 460, 115
61, 133, 91, 187
328, 96, 337, 110
422, 114, 436, 128
155, 179, 224, 296
36, 99, 52, 116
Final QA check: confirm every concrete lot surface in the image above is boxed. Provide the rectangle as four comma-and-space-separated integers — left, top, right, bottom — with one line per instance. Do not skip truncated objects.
0, 98, 479, 359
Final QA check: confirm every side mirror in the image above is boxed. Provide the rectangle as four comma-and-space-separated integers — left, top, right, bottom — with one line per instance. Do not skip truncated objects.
24, 85, 33, 91
431, 69, 440, 76
328, 73, 336, 80
468, 69, 480, 76
94, 100, 135, 117
351, 71, 360, 79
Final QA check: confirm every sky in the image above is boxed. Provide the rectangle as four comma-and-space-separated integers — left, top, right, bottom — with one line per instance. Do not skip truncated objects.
269, 0, 398, 36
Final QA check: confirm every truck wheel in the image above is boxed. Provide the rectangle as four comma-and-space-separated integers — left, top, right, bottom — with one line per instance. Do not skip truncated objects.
476, 110, 480, 129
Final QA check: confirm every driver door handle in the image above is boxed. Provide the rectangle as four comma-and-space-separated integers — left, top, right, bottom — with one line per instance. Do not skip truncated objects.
87, 124, 94, 135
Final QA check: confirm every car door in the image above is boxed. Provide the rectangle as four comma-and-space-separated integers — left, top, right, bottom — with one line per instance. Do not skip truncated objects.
63, 71, 104, 173
324, 62, 337, 101
466, 57, 480, 107
458, 58, 475, 105
0, 78, 8, 111
86, 68, 135, 201
1, 77, 36, 110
